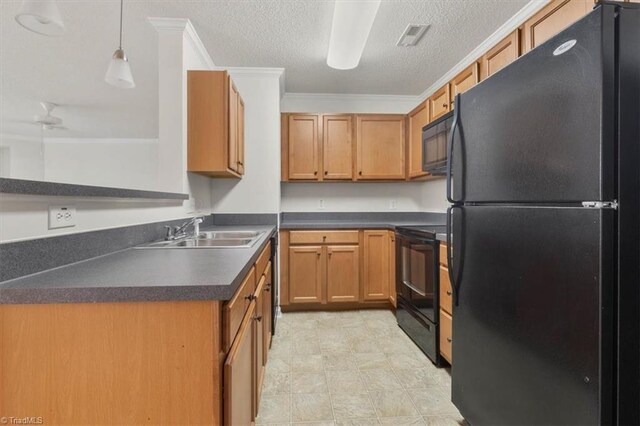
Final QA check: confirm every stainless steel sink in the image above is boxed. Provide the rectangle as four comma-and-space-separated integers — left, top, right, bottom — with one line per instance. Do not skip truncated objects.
199, 231, 263, 240
136, 230, 265, 249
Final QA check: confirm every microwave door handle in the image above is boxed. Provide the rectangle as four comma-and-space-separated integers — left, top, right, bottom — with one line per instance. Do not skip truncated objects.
446, 94, 461, 203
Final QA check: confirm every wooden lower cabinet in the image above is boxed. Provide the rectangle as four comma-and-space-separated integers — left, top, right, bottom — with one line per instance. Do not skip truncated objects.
326, 245, 360, 303
281, 230, 396, 309
225, 300, 256, 426
439, 309, 453, 364
363, 230, 391, 301
0, 241, 275, 425
289, 246, 324, 304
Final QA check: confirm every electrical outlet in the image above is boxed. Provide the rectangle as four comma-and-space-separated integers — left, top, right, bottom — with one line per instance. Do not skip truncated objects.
389, 199, 397, 210
49, 205, 77, 229
318, 199, 325, 210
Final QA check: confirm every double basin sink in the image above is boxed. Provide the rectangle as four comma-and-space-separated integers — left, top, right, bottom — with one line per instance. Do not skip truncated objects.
137, 230, 265, 249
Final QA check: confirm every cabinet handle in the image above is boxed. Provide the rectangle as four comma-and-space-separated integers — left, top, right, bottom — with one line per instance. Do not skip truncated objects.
442, 103, 448, 108
253, 315, 263, 322
317, 252, 321, 257
447, 337, 452, 343
238, 161, 244, 166
322, 235, 326, 241
314, 171, 318, 175
324, 171, 328, 175
328, 252, 332, 257
359, 171, 362, 176
446, 290, 452, 296
265, 285, 271, 292
245, 294, 256, 301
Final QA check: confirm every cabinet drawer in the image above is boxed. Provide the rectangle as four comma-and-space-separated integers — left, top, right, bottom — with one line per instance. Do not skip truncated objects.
439, 309, 453, 364
439, 266, 453, 315
439, 243, 448, 267
256, 243, 271, 278
289, 230, 359, 245
223, 266, 256, 353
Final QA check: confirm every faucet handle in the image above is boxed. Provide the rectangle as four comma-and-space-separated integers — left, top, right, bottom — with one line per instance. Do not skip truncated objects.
164, 226, 175, 240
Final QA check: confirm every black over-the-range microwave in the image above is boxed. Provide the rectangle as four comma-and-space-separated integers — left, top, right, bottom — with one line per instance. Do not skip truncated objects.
422, 110, 454, 175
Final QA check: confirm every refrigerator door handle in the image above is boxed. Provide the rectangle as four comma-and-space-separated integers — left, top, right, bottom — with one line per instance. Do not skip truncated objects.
446, 205, 464, 306
446, 94, 461, 204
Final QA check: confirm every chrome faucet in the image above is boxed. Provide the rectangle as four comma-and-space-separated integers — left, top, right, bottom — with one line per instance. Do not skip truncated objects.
165, 216, 204, 240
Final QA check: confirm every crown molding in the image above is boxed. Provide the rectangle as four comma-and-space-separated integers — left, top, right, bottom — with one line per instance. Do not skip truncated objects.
282, 92, 421, 103
417, 0, 547, 103
147, 17, 215, 69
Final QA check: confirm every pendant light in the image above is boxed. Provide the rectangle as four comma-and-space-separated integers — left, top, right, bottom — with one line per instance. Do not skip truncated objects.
105, 0, 135, 89
15, 0, 65, 36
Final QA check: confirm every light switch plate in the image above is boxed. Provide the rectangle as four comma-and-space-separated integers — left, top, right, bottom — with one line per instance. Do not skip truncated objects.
49, 205, 77, 229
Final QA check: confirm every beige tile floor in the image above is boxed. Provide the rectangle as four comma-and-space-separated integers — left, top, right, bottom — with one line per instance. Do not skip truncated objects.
256, 309, 467, 426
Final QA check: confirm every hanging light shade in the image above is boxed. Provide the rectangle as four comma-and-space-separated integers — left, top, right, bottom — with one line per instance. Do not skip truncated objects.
15, 0, 65, 36
105, 0, 135, 88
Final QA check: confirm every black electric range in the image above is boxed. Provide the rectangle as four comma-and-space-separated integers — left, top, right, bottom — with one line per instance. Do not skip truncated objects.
394, 224, 446, 365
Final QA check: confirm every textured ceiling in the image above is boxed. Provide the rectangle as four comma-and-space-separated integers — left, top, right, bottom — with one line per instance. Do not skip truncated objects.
1, 0, 529, 138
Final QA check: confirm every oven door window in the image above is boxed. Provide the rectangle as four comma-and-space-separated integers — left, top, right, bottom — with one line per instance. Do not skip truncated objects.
399, 236, 436, 322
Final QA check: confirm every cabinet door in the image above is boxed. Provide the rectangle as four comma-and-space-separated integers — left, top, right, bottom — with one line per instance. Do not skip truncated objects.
228, 79, 239, 173
263, 262, 273, 365
326, 245, 360, 303
288, 114, 319, 180
407, 102, 430, 179
522, 0, 592, 54
481, 30, 520, 80
356, 115, 405, 180
224, 301, 256, 426
388, 232, 397, 308
253, 275, 266, 418
237, 95, 245, 175
363, 231, 390, 301
429, 85, 451, 122
323, 114, 353, 180
439, 309, 453, 364
289, 246, 324, 304
450, 62, 479, 107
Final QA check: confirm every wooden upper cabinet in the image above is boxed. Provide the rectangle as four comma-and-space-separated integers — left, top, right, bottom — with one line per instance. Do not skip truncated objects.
481, 30, 520, 80
326, 245, 360, 303
323, 115, 354, 180
363, 230, 390, 301
289, 246, 323, 304
522, 0, 592, 54
429, 85, 451, 122
356, 115, 405, 180
288, 114, 319, 180
224, 300, 256, 426
188, 70, 244, 178
450, 62, 480, 107
407, 102, 429, 179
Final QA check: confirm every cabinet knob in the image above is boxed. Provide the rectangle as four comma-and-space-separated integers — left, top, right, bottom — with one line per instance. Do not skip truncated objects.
265, 285, 271, 292
238, 161, 243, 166
442, 103, 448, 108
324, 171, 328, 175
322, 235, 326, 241
254, 315, 263, 322
317, 252, 321, 257
447, 337, 452, 343
446, 290, 452, 296
245, 294, 256, 301
359, 171, 362, 175
314, 171, 318, 175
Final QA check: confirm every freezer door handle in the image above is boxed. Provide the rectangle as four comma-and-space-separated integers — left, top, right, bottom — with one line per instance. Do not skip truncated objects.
446, 94, 461, 203
446, 205, 464, 306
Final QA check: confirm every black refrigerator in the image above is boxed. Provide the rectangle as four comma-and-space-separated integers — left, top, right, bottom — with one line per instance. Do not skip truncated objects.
446, 2, 639, 425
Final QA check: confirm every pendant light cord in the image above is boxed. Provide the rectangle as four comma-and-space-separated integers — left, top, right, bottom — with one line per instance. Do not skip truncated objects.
119, 0, 123, 49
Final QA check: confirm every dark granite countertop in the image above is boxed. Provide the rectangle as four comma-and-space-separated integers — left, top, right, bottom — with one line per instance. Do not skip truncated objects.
0, 225, 276, 304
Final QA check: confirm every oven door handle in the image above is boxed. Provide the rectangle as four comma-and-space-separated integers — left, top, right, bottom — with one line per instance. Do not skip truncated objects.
402, 280, 427, 297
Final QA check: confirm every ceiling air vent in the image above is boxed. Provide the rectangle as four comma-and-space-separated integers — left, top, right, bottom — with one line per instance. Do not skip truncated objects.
396, 24, 429, 47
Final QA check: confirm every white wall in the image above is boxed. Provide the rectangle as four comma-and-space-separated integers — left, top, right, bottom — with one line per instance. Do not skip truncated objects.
0, 134, 44, 181
209, 69, 283, 214
43, 138, 159, 190
280, 93, 448, 213
0, 19, 214, 243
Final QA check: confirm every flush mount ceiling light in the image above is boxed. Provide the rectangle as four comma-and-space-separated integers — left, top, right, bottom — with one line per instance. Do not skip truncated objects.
326, 0, 381, 70
105, 0, 135, 89
15, 0, 65, 36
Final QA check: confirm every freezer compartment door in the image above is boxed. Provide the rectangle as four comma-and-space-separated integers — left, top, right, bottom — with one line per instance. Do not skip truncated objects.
450, 206, 613, 425
450, 7, 615, 203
